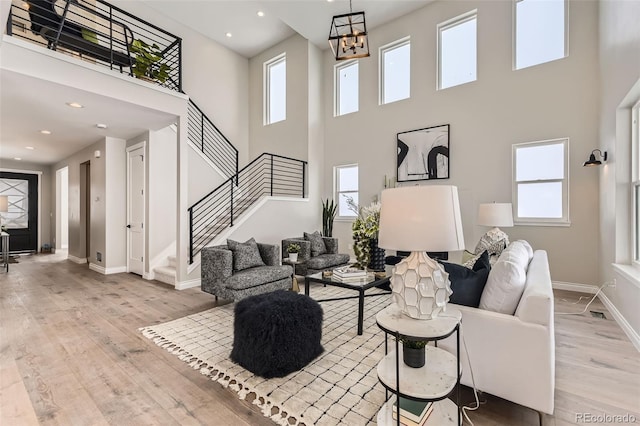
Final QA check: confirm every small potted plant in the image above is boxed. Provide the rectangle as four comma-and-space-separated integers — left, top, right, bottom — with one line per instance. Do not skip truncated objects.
401, 338, 427, 368
130, 39, 171, 84
287, 243, 301, 262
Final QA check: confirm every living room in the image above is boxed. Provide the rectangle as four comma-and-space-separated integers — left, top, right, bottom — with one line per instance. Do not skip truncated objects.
0, 0, 639, 424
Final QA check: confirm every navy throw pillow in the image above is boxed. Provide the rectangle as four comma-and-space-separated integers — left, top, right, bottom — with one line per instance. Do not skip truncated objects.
441, 251, 491, 308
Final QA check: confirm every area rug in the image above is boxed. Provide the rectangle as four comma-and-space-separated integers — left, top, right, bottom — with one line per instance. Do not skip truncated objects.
140, 285, 392, 426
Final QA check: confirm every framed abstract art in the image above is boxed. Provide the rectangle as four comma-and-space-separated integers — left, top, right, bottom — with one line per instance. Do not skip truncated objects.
397, 124, 450, 182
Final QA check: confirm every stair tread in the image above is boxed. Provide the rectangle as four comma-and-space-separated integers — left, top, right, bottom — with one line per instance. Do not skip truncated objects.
155, 266, 176, 276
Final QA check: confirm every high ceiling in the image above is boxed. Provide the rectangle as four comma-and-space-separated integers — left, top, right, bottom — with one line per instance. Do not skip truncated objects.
0, 0, 433, 166
146, 0, 433, 58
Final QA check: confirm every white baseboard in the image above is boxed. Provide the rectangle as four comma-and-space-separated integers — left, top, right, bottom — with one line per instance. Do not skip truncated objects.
67, 254, 87, 264
89, 263, 127, 275
175, 278, 200, 290
143, 271, 155, 280
597, 292, 640, 352
552, 281, 598, 294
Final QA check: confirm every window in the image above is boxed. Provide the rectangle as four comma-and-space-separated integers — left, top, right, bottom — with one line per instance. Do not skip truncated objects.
0, 178, 29, 228
513, 138, 569, 224
438, 11, 477, 90
514, 0, 567, 70
335, 164, 358, 219
334, 60, 359, 116
633, 102, 640, 263
264, 53, 286, 125
379, 37, 410, 105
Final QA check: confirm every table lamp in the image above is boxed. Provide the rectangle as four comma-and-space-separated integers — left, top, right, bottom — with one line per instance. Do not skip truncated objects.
378, 185, 465, 320
477, 202, 513, 248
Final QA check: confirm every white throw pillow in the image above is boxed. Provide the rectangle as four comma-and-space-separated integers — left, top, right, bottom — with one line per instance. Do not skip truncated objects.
515, 240, 534, 261
479, 259, 527, 315
498, 241, 531, 271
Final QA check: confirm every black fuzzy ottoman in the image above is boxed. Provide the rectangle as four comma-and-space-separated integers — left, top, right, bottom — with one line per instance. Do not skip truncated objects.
230, 290, 324, 378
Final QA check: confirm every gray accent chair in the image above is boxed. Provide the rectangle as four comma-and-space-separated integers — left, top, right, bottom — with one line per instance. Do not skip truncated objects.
281, 236, 350, 276
201, 243, 293, 301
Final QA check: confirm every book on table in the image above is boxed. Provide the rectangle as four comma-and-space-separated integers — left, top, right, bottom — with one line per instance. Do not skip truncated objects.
392, 397, 434, 425
333, 266, 367, 278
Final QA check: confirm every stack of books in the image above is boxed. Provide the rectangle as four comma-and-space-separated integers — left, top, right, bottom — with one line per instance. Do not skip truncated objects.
392, 397, 434, 426
332, 267, 367, 283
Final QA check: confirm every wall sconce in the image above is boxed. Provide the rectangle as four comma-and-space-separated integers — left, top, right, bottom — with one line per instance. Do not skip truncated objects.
583, 149, 607, 167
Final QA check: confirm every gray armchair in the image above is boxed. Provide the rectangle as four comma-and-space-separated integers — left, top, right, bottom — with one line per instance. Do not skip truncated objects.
281, 236, 350, 276
201, 242, 293, 301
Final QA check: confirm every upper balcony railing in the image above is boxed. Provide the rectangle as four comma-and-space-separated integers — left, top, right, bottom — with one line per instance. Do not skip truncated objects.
7, 0, 181, 92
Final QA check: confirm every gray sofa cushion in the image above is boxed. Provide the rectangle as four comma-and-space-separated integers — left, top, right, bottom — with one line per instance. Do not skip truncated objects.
306, 253, 350, 270
225, 265, 292, 291
304, 231, 326, 257
227, 238, 265, 271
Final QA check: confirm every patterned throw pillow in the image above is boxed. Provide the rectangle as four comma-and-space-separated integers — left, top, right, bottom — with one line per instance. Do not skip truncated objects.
227, 238, 265, 271
304, 231, 326, 257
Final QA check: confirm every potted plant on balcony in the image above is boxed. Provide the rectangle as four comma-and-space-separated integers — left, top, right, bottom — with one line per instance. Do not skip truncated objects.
287, 243, 301, 262
401, 338, 427, 368
131, 39, 170, 84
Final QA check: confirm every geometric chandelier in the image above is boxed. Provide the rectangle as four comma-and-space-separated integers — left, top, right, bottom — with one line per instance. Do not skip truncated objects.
328, 0, 370, 61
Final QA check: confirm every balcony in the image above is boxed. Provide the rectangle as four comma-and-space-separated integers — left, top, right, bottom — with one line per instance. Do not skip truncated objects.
6, 0, 181, 92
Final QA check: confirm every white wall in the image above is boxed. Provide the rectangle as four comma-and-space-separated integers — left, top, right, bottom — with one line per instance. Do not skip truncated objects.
105, 137, 127, 270
323, 0, 600, 285
598, 0, 640, 339
188, 145, 227, 206
249, 34, 310, 162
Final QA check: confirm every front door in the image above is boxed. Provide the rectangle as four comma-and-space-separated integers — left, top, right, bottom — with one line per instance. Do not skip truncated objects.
127, 145, 145, 275
0, 172, 38, 253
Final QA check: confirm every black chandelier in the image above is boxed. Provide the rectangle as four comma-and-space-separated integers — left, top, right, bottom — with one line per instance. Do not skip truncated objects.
328, 0, 370, 61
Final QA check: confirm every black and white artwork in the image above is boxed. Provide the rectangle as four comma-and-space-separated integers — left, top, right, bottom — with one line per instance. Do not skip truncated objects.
397, 124, 450, 182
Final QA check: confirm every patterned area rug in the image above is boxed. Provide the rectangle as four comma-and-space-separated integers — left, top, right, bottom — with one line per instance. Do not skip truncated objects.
140, 284, 392, 426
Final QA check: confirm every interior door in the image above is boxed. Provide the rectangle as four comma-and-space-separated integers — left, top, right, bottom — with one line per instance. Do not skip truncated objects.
127, 146, 145, 275
0, 172, 38, 253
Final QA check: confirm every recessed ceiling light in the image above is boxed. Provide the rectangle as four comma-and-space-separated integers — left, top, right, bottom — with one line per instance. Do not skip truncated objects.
257, 11, 265, 17
96, 123, 108, 129
40, 130, 51, 135
25, 146, 34, 150
14, 157, 22, 161
225, 32, 232, 38
66, 102, 84, 108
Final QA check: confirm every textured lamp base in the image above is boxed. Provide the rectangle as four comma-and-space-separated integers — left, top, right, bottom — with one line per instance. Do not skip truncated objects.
390, 251, 452, 320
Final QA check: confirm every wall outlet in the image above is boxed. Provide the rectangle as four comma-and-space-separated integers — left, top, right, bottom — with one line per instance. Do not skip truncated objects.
608, 279, 616, 289
96, 252, 102, 262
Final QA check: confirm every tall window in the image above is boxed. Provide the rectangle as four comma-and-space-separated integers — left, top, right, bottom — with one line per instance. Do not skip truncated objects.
264, 53, 286, 125
513, 138, 569, 224
379, 37, 410, 105
335, 164, 358, 219
633, 102, 640, 263
514, 0, 567, 70
438, 10, 477, 90
335, 60, 359, 116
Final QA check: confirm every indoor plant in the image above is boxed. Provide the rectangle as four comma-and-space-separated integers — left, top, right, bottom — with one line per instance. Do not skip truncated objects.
322, 198, 337, 237
130, 39, 171, 83
347, 198, 384, 270
287, 243, 301, 262
401, 338, 427, 368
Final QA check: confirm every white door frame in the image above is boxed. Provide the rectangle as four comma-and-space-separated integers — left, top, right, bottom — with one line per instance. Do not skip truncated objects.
0, 167, 42, 252
126, 142, 146, 275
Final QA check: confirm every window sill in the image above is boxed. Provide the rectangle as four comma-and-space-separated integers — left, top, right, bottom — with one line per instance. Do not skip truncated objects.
514, 220, 571, 227
612, 263, 640, 288
335, 217, 356, 223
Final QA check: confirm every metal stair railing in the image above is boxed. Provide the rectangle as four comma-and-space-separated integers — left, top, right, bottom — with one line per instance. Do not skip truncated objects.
188, 153, 307, 264
187, 99, 238, 180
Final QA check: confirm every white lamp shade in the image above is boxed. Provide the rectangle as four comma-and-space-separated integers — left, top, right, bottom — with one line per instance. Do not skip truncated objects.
477, 203, 514, 227
378, 185, 465, 252
0, 196, 7, 213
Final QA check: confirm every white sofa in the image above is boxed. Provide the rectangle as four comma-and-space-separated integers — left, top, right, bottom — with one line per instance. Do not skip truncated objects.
440, 249, 555, 417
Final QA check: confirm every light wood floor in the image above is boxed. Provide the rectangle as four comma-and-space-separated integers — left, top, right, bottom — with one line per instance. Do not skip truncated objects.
1, 253, 638, 425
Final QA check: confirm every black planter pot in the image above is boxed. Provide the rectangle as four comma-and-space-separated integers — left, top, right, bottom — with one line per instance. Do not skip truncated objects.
368, 239, 386, 271
403, 345, 425, 368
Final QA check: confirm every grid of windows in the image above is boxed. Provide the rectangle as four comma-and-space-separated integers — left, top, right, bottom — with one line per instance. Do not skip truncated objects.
335, 164, 358, 218
515, 0, 567, 70
438, 11, 477, 90
513, 138, 569, 224
264, 53, 286, 125
335, 60, 359, 116
379, 37, 410, 105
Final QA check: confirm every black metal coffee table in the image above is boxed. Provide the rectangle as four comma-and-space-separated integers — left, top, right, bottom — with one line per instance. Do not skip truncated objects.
304, 272, 391, 335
